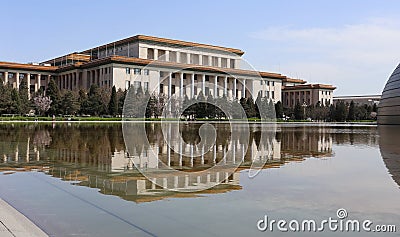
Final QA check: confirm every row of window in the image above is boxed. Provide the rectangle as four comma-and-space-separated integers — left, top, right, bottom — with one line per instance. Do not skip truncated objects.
125, 80, 149, 92
264, 91, 275, 99
285, 91, 332, 96
260, 80, 275, 86
285, 99, 332, 106
0, 73, 46, 80
147, 48, 236, 68
126, 68, 150, 75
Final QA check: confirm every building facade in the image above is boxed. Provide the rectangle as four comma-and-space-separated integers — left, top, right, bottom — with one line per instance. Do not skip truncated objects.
334, 95, 381, 106
0, 35, 335, 107
282, 78, 336, 107
0, 35, 285, 102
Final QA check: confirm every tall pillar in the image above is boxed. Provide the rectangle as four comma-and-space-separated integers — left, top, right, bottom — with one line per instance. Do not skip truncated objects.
199, 55, 203, 65
74, 72, 78, 89
4, 71, 8, 84
180, 73, 184, 98
187, 53, 191, 64
70, 73, 73, 89
208, 55, 212, 66
37, 74, 41, 92
217, 57, 222, 67
176, 52, 181, 63
191, 74, 195, 98
242, 79, 246, 98
157, 71, 161, 95
16, 72, 20, 89
168, 72, 172, 97
202, 74, 205, 94
233, 78, 237, 99
214, 76, 218, 97
224, 76, 228, 97
26, 73, 31, 93
165, 51, 170, 62
154, 49, 158, 60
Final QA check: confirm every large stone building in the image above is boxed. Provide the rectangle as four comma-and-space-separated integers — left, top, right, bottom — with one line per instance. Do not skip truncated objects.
282, 78, 336, 107
333, 95, 381, 106
0, 35, 335, 107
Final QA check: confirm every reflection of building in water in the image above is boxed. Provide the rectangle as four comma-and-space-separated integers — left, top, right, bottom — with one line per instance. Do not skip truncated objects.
120, 123, 282, 172
1, 123, 364, 203
279, 126, 333, 159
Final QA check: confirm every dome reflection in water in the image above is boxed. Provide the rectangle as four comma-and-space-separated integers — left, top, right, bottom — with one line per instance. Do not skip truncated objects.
379, 125, 400, 187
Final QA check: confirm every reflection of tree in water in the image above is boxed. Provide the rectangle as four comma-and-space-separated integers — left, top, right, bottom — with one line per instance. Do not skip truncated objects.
0, 124, 49, 157
47, 124, 125, 167
33, 129, 52, 147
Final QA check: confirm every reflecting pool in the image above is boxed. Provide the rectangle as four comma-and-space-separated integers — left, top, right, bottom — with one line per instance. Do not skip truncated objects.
0, 123, 399, 236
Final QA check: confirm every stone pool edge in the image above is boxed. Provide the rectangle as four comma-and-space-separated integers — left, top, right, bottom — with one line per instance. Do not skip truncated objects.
0, 198, 48, 237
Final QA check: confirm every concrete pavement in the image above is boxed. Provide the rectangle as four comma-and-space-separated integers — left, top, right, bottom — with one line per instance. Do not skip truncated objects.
0, 198, 48, 237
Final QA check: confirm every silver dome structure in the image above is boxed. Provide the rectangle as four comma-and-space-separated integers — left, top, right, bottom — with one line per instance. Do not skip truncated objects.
378, 64, 400, 125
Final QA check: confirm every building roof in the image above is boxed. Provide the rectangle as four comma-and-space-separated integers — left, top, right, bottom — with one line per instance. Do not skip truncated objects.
282, 78, 307, 84
0, 61, 57, 72
282, 84, 336, 90
42, 53, 91, 65
58, 55, 286, 79
80, 34, 245, 56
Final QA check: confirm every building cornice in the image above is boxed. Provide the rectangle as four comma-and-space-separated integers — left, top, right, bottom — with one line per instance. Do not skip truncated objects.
0, 61, 57, 73
80, 35, 245, 56
282, 84, 336, 90
282, 78, 307, 84
58, 55, 286, 79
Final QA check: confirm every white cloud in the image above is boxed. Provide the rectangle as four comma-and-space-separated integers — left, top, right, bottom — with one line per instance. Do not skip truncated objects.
250, 17, 400, 95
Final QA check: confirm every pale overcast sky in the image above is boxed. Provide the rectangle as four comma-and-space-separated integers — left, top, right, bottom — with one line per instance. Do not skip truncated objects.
1, 0, 400, 95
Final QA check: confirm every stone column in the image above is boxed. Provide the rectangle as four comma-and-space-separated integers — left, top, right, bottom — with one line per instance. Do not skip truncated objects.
242, 79, 246, 98
217, 57, 222, 67
199, 55, 203, 65
208, 55, 212, 66
157, 71, 161, 95
16, 72, 20, 89
154, 49, 158, 60
224, 76, 228, 97
4, 71, 8, 84
47, 75, 51, 90
214, 76, 218, 97
26, 73, 31, 93
227, 58, 231, 68
37, 74, 41, 92
176, 51, 180, 63
165, 51, 170, 62
66, 74, 69, 89
233, 78, 237, 99
202, 74, 205, 94
187, 53, 191, 64
191, 74, 195, 98
168, 72, 172, 97
180, 73, 184, 98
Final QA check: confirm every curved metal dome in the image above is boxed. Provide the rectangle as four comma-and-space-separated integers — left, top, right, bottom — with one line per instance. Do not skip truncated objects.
378, 64, 400, 125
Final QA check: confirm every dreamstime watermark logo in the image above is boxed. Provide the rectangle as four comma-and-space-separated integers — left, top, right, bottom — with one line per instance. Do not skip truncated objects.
122, 46, 277, 192
257, 208, 397, 233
